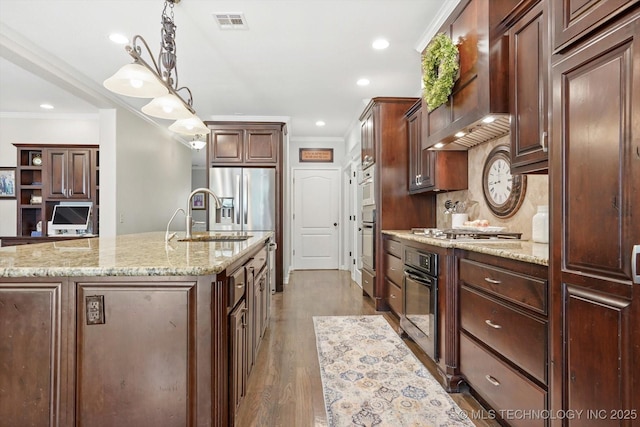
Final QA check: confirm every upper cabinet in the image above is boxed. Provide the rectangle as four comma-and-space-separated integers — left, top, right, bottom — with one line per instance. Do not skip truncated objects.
507, 0, 549, 173
406, 100, 468, 194
208, 123, 282, 165
360, 108, 375, 169
44, 148, 92, 199
552, 0, 638, 51
423, 0, 517, 149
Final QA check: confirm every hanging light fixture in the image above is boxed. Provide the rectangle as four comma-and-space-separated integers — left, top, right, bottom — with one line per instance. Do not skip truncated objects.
104, 0, 208, 142
189, 136, 207, 150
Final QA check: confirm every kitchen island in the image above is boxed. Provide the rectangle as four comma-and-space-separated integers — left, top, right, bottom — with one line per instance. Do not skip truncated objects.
0, 231, 272, 427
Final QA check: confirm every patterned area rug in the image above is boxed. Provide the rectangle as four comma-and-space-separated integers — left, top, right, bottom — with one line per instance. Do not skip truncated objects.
313, 315, 474, 427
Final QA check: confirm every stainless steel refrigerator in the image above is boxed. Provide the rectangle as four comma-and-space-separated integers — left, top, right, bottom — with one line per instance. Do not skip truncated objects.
208, 168, 276, 232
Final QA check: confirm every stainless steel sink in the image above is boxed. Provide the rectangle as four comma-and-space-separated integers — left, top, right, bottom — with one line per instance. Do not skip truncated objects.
178, 234, 252, 242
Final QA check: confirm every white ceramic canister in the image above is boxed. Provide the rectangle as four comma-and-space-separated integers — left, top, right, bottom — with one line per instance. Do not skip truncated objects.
531, 205, 549, 243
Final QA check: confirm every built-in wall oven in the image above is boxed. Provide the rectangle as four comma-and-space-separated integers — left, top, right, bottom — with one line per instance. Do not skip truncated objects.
361, 206, 375, 273
401, 246, 439, 362
360, 167, 375, 207
360, 166, 376, 298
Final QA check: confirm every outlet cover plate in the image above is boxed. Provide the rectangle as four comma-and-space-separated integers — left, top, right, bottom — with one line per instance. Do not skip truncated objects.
86, 295, 105, 325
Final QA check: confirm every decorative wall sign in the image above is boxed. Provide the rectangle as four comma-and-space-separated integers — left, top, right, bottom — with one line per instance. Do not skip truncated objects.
299, 148, 334, 163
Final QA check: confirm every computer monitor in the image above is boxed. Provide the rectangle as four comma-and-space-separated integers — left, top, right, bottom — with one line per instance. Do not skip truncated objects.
50, 204, 92, 234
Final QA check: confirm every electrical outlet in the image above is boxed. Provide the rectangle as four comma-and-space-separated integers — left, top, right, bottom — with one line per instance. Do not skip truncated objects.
86, 295, 105, 325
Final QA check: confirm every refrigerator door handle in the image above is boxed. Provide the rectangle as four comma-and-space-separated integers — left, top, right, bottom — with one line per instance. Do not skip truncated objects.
235, 173, 241, 225
243, 172, 249, 225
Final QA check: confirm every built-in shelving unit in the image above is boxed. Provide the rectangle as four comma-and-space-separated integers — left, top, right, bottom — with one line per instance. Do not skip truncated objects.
14, 143, 99, 237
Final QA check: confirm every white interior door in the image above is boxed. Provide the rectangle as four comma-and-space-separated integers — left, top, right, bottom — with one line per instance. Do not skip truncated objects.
293, 168, 340, 270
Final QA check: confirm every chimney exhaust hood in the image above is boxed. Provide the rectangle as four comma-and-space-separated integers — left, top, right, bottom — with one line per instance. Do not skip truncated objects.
422, 0, 519, 151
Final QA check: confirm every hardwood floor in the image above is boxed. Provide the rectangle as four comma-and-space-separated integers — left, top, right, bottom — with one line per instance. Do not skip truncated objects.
235, 270, 499, 427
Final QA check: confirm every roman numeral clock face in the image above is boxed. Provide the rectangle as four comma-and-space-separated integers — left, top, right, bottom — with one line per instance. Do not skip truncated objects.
482, 145, 527, 218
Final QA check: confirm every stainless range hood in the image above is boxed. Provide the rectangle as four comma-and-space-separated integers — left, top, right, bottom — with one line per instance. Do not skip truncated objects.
434, 115, 511, 151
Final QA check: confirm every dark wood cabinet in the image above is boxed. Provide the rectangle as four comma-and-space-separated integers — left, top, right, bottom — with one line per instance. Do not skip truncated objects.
407, 101, 469, 192
550, 8, 640, 423
359, 98, 436, 310
360, 109, 375, 169
507, 0, 549, 174
459, 252, 549, 426
208, 123, 280, 165
383, 236, 403, 316
552, 0, 638, 51
230, 299, 247, 417
44, 148, 91, 199
14, 144, 99, 237
75, 281, 198, 426
0, 281, 70, 426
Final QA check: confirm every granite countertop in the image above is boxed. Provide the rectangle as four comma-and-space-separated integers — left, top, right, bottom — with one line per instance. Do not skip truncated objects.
383, 230, 548, 266
0, 231, 273, 278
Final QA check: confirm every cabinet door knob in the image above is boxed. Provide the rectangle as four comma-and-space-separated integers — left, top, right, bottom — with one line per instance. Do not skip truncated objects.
632, 245, 639, 284
541, 131, 548, 153
485, 319, 502, 329
485, 375, 500, 387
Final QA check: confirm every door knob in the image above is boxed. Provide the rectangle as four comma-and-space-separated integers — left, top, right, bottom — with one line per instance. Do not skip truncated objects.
333, 223, 338, 226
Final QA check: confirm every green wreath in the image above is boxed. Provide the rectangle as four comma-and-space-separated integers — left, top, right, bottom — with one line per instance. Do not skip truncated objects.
422, 33, 459, 111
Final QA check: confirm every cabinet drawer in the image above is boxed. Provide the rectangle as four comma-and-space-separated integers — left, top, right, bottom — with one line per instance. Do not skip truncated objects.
459, 259, 547, 314
461, 287, 547, 384
385, 253, 403, 286
362, 268, 375, 298
386, 279, 403, 315
460, 334, 546, 427
384, 238, 402, 258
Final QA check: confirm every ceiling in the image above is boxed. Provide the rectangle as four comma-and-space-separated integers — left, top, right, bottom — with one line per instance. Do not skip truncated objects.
0, 0, 459, 164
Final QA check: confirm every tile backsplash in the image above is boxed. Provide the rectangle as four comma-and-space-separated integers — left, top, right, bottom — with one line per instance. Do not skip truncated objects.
435, 134, 548, 241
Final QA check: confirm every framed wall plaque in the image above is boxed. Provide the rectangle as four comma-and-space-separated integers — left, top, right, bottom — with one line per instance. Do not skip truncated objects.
299, 148, 333, 163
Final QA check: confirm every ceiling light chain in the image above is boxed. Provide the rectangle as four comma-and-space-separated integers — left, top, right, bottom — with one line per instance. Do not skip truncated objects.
104, 0, 208, 148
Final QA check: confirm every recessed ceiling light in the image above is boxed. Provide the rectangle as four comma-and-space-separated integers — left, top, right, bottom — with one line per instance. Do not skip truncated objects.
316, 121, 326, 127
372, 38, 389, 50
482, 116, 495, 124
455, 131, 465, 138
109, 33, 129, 44
357, 78, 370, 86
434, 142, 445, 149
40, 104, 54, 110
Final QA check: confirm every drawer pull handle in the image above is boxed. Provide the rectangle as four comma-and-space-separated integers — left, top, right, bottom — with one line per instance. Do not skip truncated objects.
485, 375, 500, 387
390, 294, 396, 299
485, 319, 502, 329
484, 277, 501, 285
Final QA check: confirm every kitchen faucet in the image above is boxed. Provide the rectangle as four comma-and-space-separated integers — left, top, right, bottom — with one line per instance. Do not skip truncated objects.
185, 188, 222, 239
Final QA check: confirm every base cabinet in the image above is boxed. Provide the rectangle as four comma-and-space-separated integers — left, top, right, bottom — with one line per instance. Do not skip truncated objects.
0, 241, 271, 426
0, 282, 68, 426
459, 252, 548, 426
230, 300, 247, 416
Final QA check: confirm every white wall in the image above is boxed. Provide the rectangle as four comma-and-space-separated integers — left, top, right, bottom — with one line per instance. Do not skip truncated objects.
0, 113, 100, 236
112, 108, 191, 235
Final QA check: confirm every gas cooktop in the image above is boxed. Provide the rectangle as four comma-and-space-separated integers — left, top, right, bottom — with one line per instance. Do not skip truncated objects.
411, 228, 523, 241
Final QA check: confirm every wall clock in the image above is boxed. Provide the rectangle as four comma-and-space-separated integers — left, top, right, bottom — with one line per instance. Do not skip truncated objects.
482, 145, 526, 218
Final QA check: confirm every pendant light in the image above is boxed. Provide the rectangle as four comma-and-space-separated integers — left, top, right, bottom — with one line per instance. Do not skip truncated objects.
104, 0, 207, 138
169, 114, 209, 135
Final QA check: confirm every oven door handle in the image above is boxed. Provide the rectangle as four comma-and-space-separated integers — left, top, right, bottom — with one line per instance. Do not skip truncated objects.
404, 270, 433, 285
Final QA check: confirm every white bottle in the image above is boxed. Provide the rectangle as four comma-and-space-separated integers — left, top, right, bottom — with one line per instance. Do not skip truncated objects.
531, 205, 549, 243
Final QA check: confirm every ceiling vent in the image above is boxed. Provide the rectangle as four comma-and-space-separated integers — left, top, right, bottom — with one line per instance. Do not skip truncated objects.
214, 13, 248, 30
